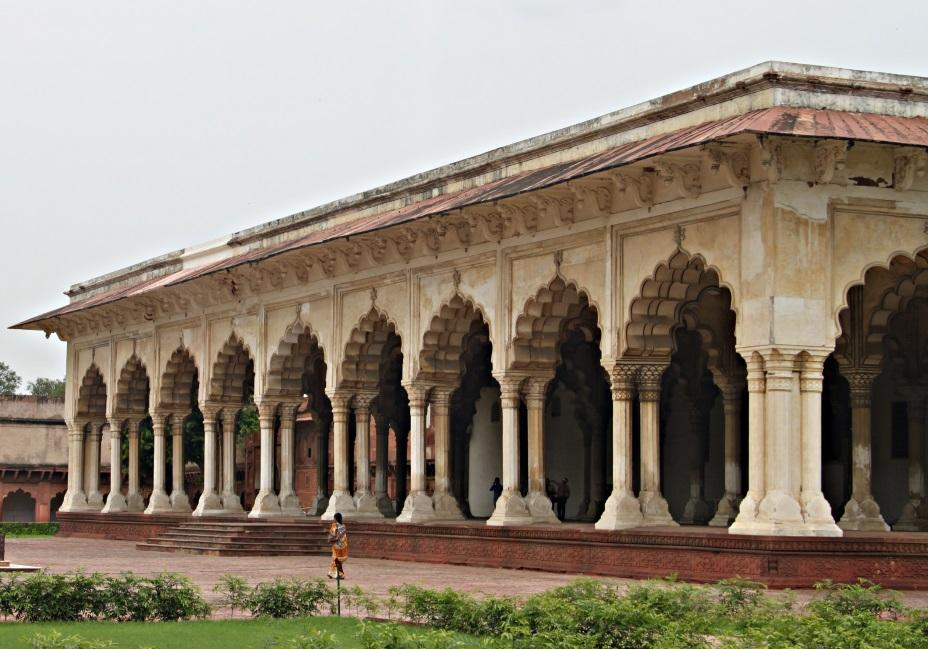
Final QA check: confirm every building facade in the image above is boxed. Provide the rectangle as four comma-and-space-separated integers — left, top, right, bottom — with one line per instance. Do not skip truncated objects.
14, 62, 928, 537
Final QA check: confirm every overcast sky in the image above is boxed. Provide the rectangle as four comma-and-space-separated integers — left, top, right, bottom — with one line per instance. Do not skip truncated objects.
1, 1, 927, 387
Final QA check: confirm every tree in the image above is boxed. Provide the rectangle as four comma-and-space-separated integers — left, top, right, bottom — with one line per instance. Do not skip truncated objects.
0, 362, 22, 396
28, 377, 65, 397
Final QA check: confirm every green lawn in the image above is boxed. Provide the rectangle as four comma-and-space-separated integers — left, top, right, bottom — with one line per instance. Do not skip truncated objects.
0, 617, 368, 648
0, 617, 483, 648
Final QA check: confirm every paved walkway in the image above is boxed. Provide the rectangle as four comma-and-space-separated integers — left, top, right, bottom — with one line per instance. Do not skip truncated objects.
6, 537, 928, 608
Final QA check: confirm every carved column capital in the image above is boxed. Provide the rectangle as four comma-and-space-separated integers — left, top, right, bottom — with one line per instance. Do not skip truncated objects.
637, 364, 665, 402
352, 391, 377, 414
279, 402, 300, 423
328, 391, 351, 413
107, 418, 124, 438
495, 374, 524, 408
257, 402, 277, 422
404, 383, 429, 410
843, 370, 878, 407
522, 376, 549, 405
430, 387, 453, 408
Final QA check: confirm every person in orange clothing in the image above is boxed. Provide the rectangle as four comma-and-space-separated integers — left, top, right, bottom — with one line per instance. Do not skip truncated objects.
327, 512, 349, 580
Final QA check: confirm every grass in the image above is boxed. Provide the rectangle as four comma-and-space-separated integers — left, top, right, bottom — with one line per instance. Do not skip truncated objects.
0, 617, 481, 648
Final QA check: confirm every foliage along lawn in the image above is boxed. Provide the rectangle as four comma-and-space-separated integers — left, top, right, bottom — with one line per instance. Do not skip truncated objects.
0, 617, 376, 649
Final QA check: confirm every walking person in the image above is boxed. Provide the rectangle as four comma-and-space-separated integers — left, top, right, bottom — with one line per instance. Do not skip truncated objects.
327, 512, 349, 579
556, 477, 571, 521
490, 477, 503, 505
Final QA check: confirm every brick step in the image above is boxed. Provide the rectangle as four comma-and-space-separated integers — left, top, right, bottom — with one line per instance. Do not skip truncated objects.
136, 542, 326, 557
137, 519, 332, 555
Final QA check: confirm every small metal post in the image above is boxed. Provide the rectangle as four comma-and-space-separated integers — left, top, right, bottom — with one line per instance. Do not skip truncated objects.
336, 572, 342, 616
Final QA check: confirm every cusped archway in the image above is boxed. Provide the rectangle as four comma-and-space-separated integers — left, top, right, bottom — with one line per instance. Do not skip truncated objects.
209, 335, 254, 405
160, 347, 198, 412
76, 364, 107, 419
115, 355, 149, 416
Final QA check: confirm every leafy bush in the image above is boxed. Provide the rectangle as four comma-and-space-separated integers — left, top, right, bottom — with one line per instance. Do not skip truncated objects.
715, 577, 767, 618
244, 577, 334, 618
266, 630, 338, 649
24, 631, 115, 649
0, 571, 208, 622
358, 622, 481, 649
214, 573, 250, 618
0, 522, 59, 537
808, 579, 905, 619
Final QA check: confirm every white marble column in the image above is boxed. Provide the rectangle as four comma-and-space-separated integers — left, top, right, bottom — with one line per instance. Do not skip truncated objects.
523, 378, 557, 523
84, 422, 104, 510
145, 413, 172, 514
488, 375, 532, 526
730, 356, 766, 534
597, 363, 643, 530
397, 385, 436, 523
277, 403, 302, 515
838, 371, 889, 531
896, 393, 928, 530
755, 354, 806, 534
799, 356, 842, 535
61, 420, 89, 512
220, 409, 244, 512
193, 407, 222, 516
352, 393, 381, 516
250, 403, 282, 517
323, 393, 355, 519
170, 416, 191, 512
101, 419, 127, 513
125, 420, 144, 511
638, 365, 675, 526
710, 381, 744, 527
373, 413, 393, 517
431, 387, 464, 520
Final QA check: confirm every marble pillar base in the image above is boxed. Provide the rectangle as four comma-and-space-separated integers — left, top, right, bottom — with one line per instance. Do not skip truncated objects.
192, 492, 223, 517
375, 493, 395, 518
800, 491, 843, 536
839, 495, 889, 532
248, 491, 283, 518
144, 490, 172, 514
221, 492, 245, 513
708, 493, 741, 527
432, 491, 465, 520
732, 489, 811, 535
680, 495, 711, 525
125, 493, 145, 512
893, 498, 928, 531
396, 491, 435, 523
321, 491, 355, 520
353, 491, 385, 518
278, 492, 303, 516
100, 491, 127, 514
525, 491, 559, 524
59, 489, 90, 513
85, 491, 104, 510
486, 491, 533, 527
595, 490, 643, 530
310, 494, 330, 517
170, 491, 192, 513
639, 490, 677, 526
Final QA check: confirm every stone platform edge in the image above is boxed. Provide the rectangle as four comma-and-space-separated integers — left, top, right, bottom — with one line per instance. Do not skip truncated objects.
57, 512, 928, 589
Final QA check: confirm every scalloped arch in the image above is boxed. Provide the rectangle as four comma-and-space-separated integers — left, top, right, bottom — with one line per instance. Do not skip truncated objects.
159, 346, 198, 411
833, 244, 928, 347
419, 293, 491, 381
265, 321, 326, 399
340, 307, 402, 390
511, 275, 600, 371
114, 354, 149, 416
209, 333, 254, 403
624, 249, 737, 359
76, 363, 106, 418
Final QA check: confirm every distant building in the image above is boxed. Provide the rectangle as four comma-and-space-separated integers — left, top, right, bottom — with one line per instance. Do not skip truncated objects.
0, 396, 105, 522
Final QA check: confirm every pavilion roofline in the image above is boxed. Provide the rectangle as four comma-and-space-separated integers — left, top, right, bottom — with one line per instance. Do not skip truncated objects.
38, 61, 928, 309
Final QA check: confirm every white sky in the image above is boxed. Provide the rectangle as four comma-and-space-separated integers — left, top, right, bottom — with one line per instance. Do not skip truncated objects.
1, 1, 927, 386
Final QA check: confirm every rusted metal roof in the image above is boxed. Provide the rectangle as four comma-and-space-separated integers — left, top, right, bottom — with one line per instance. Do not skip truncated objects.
14, 107, 928, 330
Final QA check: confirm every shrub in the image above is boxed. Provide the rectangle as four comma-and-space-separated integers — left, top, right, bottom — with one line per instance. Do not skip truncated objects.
0, 522, 59, 537
244, 577, 334, 618
715, 577, 767, 618
266, 630, 338, 649
808, 579, 905, 619
213, 573, 250, 618
146, 573, 210, 621
358, 622, 482, 649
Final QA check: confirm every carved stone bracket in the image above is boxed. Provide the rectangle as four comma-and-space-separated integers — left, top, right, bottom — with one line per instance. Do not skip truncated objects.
813, 140, 848, 185
893, 147, 928, 192
655, 161, 701, 199
706, 144, 751, 189
610, 171, 654, 208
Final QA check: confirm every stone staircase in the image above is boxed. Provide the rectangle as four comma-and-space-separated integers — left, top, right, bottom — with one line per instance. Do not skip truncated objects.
136, 520, 330, 556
